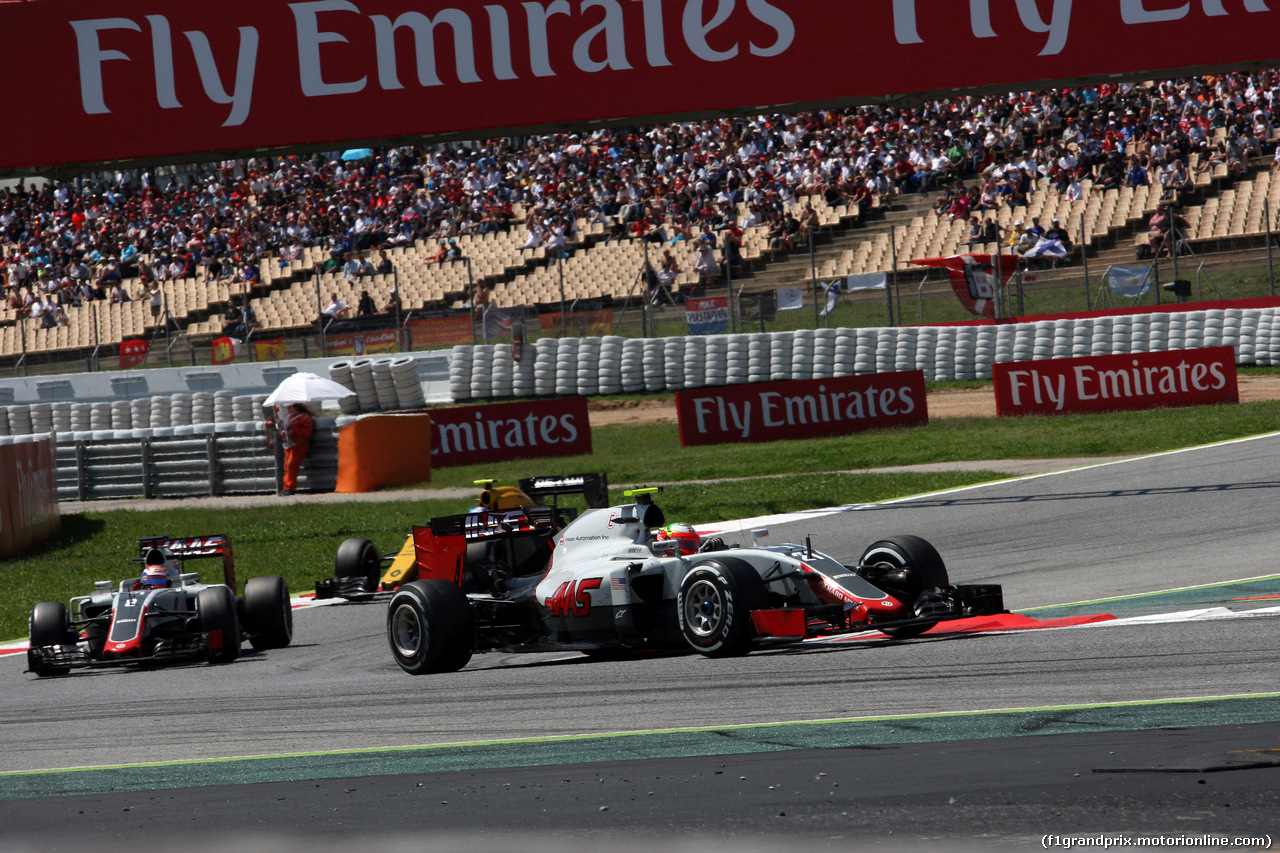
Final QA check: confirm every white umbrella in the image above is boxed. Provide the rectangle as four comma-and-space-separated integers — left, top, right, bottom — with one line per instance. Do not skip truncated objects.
263, 372, 355, 408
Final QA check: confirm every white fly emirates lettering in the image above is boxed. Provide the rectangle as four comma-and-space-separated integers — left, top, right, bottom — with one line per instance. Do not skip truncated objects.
429, 397, 592, 466
69, 0, 795, 126
993, 346, 1238, 416
435, 410, 579, 455
676, 372, 927, 447
890, 0, 1275, 57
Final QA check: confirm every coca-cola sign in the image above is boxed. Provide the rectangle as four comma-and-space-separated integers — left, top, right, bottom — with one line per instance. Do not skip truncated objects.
430, 397, 591, 467
993, 346, 1238, 417
676, 372, 927, 447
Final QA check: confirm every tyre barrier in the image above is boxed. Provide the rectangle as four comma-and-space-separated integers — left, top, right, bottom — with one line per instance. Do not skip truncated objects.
12, 417, 351, 502
442, 307, 1280, 400
325, 355, 429, 414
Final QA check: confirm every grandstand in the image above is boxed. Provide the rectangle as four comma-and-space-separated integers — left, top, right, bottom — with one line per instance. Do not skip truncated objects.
5, 71, 1280, 370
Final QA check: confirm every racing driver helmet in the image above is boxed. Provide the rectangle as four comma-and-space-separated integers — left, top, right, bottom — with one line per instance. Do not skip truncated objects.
656, 522, 701, 556
141, 562, 171, 587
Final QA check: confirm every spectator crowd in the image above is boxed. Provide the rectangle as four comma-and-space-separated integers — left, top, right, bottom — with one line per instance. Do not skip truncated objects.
4, 69, 1279, 332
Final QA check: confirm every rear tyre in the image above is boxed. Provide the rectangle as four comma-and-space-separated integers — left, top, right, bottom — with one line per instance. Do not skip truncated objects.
335, 537, 382, 592
860, 535, 949, 639
28, 602, 76, 677
386, 580, 475, 675
243, 575, 294, 650
677, 558, 769, 657
198, 586, 241, 664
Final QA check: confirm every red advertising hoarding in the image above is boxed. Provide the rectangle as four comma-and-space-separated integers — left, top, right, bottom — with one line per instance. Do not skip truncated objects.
406, 314, 473, 348
430, 397, 591, 467
5, 1, 1280, 173
0, 436, 62, 558
538, 308, 613, 338
992, 346, 1239, 417
323, 327, 399, 356
676, 372, 927, 447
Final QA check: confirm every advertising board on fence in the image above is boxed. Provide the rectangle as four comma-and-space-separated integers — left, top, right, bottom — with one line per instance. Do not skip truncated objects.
992, 347, 1239, 417
0, 435, 61, 558
430, 397, 591, 467
323, 327, 399, 356
405, 313, 473, 349
676, 372, 928, 447
539, 307, 613, 338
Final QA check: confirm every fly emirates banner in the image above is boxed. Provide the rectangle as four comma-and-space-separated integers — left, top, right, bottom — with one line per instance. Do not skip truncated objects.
676, 372, 928, 447
992, 346, 1239, 416
7, 0, 1280, 170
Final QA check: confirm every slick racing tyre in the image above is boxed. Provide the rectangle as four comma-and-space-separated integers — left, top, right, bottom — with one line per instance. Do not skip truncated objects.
387, 580, 475, 675
198, 586, 242, 664
28, 601, 76, 677
243, 575, 294, 651
335, 537, 382, 593
860, 535, 949, 639
677, 558, 769, 657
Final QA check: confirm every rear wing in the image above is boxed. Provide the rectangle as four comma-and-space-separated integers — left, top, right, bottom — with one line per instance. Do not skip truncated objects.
428, 505, 558, 539
413, 506, 557, 586
137, 535, 236, 592
518, 473, 609, 509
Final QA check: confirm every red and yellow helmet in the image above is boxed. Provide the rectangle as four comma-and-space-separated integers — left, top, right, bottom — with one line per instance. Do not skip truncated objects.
656, 522, 700, 556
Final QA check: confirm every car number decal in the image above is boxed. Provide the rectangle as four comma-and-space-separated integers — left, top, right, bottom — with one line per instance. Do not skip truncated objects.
544, 578, 602, 618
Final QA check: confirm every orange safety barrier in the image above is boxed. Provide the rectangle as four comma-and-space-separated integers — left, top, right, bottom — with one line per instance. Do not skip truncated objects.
0, 435, 61, 558
336, 414, 432, 494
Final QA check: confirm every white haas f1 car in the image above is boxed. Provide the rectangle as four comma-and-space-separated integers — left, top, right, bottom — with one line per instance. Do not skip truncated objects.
27, 535, 294, 677
386, 488, 1005, 674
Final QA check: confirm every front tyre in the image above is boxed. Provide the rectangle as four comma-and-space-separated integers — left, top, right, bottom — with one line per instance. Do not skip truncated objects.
387, 580, 475, 675
335, 537, 382, 592
28, 601, 76, 677
198, 587, 241, 664
860, 535, 949, 639
677, 558, 769, 657
243, 575, 294, 650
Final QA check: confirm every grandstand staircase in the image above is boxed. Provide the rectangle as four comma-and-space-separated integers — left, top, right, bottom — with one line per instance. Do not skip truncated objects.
738, 193, 942, 294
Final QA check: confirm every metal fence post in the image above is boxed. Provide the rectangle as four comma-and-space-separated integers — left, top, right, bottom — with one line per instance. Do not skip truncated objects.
207, 435, 219, 495
140, 438, 153, 499
1080, 212, 1091, 311
1267, 198, 1275, 298
76, 442, 89, 501
886, 224, 897, 327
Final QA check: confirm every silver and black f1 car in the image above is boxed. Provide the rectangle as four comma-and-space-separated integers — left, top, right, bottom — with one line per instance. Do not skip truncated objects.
385, 488, 1005, 674
26, 535, 294, 677
317, 473, 609, 600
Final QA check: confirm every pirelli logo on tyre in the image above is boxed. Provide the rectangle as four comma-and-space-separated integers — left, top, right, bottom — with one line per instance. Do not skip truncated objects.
992, 346, 1239, 417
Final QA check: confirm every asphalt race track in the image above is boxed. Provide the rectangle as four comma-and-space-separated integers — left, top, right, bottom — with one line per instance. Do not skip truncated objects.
2, 435, 1279, 851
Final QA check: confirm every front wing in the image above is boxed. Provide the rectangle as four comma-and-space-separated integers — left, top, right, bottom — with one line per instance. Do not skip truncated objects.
750, 583, 1006, 640
27, 638, 208, 672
